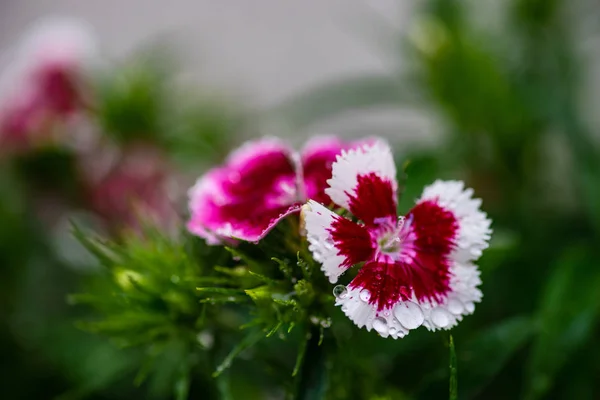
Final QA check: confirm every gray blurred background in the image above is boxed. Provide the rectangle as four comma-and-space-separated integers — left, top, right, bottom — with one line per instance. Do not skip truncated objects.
0, 0, 437, 145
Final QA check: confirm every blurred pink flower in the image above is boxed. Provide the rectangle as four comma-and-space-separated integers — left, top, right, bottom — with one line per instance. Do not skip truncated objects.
0, 17, 97, 153
187, 135, 367, 245
86, 143, 176, 234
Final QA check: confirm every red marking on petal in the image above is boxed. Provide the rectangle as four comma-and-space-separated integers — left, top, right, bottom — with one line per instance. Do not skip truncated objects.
349, 200, 458, 311
348, 173, 397, 226
301, 137, 344, 205
330, 217, 374, 268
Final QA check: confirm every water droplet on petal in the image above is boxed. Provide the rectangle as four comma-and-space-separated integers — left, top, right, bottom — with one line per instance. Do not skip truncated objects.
333, 285, 348, 299
341, 305, 349, 312
393, 302, 424, 330
359, 289, 371, 302
447, 298, 464, 315
389, 327, 398, 335
372, 317, 388, 335
431, 308, 451, 328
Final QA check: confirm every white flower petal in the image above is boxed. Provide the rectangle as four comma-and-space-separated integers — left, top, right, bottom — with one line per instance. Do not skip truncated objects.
301, 200, 347, 283
325, 139, 397, 209
418, 180, 492, 263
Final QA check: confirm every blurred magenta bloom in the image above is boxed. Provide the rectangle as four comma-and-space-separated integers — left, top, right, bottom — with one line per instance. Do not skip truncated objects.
87, 143, 175, 234
0, 17, 97, 153
187, 136, 369, 245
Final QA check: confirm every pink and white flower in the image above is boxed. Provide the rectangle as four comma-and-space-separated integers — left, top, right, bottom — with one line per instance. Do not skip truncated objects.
187, 136, 364, 244
86, 143, 175, 234
302, 140, 491, 339
0, 17, 96, 153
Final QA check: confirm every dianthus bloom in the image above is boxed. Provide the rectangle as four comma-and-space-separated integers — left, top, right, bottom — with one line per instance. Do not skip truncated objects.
302, 140, 491, 339
87, 143, 175, 234
0, 17, 96, 153
187, 136, 368, 244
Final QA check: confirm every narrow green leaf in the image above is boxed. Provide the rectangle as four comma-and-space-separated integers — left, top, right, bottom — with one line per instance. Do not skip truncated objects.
70, 223, 115, 267
297, 252, 312, 279
266, 322, 283, 338
196, 287, 245, 296
294, 327, 328, 400
459, 316, 534, 398
524, 245, 600, 399
174, 364, 191, 400
272, 257, 294, 280
449, 335, 458, 400
292, 332, 310, 377
213, 330, 264, 377
248, 270, 280, 285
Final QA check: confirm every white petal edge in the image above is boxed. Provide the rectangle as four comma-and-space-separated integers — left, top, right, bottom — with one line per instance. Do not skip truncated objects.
325, 139, 397, 209
335, 262, 482, 338
301, 200, 347, 283
418, 180, 492, 263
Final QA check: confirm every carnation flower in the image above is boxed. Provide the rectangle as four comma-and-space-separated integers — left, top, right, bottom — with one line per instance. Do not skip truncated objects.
87, 143, 175, 234
302, 140, 492, 339
0, 17, 96, 153
187, 136, 368, 244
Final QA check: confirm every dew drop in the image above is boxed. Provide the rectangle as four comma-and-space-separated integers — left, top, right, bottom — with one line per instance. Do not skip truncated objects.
341, 305, 349, 312
447, 298, 464, 315
393, 302, 424, 330
333, 285, 348, 299
465, 302, 475, 313
372, 317, 388, 335
389, 327, 398, 335
431, 308, 451, 328
375, 273, 382, 280
359, 289, 371, 302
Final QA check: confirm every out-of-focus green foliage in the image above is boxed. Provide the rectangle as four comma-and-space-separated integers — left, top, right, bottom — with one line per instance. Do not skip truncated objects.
3, 0, 600, 399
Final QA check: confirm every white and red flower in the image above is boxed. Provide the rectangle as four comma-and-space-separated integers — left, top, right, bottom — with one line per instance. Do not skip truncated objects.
302, 140, 491, 338
0, 17, 96, 153
187, 136, 367, 244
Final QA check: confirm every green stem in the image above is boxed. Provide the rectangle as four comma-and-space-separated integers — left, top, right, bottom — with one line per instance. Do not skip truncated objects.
293, 326, 328, 400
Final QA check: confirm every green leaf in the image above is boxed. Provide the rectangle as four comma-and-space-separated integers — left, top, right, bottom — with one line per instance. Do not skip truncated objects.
213, 330, 264, 377
70, 223, 115, 268
268, 74, 418, 129
449, 335, 458, 400
272, 257, 294, 280
292, 331, 310, 377
174, 363, 191, 400
524, 245, 600, 399
294, 327, 328, 400
459, 316, 534, 398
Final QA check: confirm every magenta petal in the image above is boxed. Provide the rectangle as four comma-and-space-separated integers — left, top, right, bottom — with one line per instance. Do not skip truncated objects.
187, 138, 301, 244
300, 136, 352, 205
